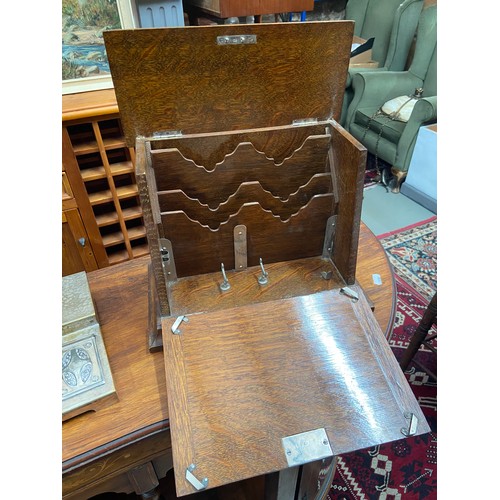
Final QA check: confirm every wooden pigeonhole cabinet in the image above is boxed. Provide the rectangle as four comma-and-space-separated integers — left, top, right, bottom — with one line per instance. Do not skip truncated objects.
103, 21, 429, 498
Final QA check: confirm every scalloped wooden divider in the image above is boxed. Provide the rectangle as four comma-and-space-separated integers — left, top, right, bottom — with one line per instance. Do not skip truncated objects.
151, 135, 332, 207
149, 124, 330, 170
161, 195, 335, 277
157, 174, 333, 229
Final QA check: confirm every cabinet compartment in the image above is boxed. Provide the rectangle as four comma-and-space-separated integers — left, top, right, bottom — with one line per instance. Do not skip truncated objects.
63, 107, 148, 271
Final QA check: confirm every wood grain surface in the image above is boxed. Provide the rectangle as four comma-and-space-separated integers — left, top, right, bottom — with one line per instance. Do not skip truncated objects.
158, 174, 333, 229
151, 135, 331, 206
149, 124, 330, 170
167, 256, 345, 317
62, 223, 396, 475
161, 195, 335, 277
161, 285, 426, 496
103, 22, 354, 146
329, 121, 366, 285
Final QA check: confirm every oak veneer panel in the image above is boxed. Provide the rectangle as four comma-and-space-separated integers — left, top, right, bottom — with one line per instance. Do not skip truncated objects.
158, 175, 333, 229
167, 256, 345, 317
151, 135, 331, 207
103, 22, 354, 146
161, 194, 335, 277
329, 121, 366, 285
161, 286, 429, 496
62, 225, 396, 497
149, 123, 329, 170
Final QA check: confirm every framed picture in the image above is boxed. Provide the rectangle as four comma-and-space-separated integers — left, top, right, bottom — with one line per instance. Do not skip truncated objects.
62, 0, 137, 94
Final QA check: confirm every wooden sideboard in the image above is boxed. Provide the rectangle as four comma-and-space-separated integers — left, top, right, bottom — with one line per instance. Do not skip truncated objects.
62, 90, 149, 276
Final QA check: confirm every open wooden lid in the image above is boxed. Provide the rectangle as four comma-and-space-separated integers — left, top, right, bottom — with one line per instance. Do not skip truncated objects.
103, 21, 353, 146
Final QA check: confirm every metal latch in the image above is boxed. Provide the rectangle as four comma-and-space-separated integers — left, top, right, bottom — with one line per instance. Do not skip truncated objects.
282, 428, 333, 467
217, 34, 257, 45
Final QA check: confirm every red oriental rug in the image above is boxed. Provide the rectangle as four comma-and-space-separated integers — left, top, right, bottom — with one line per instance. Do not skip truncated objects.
327, 216, 437, 500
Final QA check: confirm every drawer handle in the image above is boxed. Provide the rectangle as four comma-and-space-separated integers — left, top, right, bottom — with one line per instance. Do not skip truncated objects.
78, 237, 86, 247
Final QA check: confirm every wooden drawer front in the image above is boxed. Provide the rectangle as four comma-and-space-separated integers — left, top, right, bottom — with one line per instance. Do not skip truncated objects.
63, 208, 99, 276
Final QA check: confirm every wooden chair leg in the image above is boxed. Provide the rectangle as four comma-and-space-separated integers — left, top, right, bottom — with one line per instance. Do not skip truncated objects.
399, 293, 437, 374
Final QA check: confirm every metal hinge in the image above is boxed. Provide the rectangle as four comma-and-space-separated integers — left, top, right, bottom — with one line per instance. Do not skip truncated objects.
292, 118, 318, 126
322, 215, 337, 258
152, 130, 183, 139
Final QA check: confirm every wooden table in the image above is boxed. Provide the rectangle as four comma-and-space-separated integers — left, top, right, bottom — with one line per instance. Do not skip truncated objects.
62, 222, 395, 499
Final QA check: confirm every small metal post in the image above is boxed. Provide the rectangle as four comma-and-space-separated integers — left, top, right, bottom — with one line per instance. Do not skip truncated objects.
220, 263, 230, 291
258, 258, 268, 285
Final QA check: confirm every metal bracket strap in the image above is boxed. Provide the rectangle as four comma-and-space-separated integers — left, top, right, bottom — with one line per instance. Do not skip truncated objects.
185, 464, 208, 491
340, 287, 359, 301
159, 238, 177, 281
171, 315, 188, 335
322, 215, 337, 258
401, 412, 418, 437
234, 225, 247, 271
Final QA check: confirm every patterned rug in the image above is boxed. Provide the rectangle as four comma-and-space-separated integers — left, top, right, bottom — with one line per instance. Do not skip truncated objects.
327, 216, 437, 500
364, 153, 392, 189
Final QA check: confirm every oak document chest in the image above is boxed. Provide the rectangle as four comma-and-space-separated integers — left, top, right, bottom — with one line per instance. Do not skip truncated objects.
104, 21, 429, 497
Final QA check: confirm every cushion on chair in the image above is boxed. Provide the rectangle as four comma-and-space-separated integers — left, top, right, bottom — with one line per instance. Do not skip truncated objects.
354, 107, 406, 144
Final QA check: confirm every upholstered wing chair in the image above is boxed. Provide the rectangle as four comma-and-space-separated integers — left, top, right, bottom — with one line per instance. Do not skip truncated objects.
345, 5, 437, 192
339, 0, 424, 125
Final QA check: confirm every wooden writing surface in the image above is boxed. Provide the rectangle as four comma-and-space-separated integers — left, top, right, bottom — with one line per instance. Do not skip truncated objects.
162, 286, 428, 496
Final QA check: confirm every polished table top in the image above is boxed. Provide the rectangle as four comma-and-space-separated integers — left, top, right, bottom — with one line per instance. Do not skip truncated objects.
62, 221, 395, 470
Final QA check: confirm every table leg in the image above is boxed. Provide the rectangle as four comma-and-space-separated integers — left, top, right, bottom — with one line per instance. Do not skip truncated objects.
127, 462, 161, 500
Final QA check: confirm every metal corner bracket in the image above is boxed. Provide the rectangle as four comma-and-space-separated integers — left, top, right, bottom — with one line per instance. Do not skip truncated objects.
401, 412, 418, 437
185, 464, 208, 491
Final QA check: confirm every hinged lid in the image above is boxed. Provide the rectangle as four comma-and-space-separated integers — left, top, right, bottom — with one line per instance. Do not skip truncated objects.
103, 21, 353, 147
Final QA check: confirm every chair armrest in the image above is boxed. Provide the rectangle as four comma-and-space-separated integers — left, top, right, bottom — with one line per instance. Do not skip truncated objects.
396, 96, 437, 168
345, 66, 388, 88
345, 70, 422, 129
410, 95, 437, 123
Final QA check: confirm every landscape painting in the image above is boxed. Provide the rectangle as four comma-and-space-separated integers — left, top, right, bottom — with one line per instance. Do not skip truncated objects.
62, 0, 133, 93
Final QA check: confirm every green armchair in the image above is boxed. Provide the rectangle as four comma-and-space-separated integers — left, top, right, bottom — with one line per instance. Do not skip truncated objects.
340, 0, 424, 125
345, 5, 437, 192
